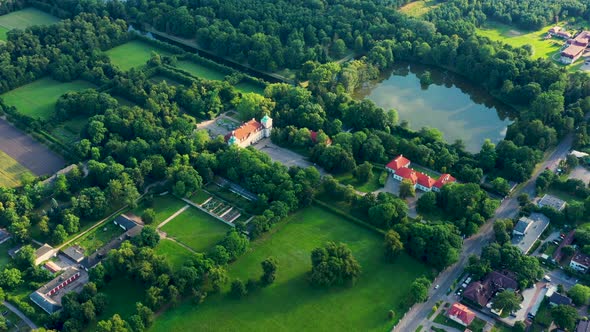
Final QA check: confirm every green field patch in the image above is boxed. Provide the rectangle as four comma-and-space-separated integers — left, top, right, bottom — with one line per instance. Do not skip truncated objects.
0, 241, 13, 269
150, 74, 184, 87
155, 239, 196, 271
0, 149, 33, 188
48, 116, 87, 145
399, 0, 440, 17
334, 171, 384, 193
106, 40, 173, 71
0, 8, 59, 31
0, 26, 8, 41
235, 81, 266, 95
0, 78, 96, 120
175, 60, 227, 81
160, 206, 230, 252
134, 194, 187, 226
77, 221, 125, 253
188, 189, 211, 205
547, 188, 584, 204
87, 278, 145, 331
151, 205, 430, 332
476, 22, 562, 59
433, 311, 466, 330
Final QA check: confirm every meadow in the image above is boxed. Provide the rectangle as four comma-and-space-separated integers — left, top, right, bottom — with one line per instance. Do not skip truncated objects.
235, 81, 266, 95
160, 206, 230, 252
398, 0, 440, 17
0, 26, 8, 41
0, 8, 59, 39
134, 194, 187, 226
0, 78, 95, 120
176, 60, 227, 81
106, 40, 173, 71
476, 22, 562, 59
150, 205, 430, 332
0, 149, 33, 188
77, 221, 125, 253
155, 239, 196, 271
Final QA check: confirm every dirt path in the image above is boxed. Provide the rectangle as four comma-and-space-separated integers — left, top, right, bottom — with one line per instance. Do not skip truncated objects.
157, 205, 190, 229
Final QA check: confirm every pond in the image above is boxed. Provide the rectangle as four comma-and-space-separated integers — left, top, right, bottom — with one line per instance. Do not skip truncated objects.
353, 62, 512, 153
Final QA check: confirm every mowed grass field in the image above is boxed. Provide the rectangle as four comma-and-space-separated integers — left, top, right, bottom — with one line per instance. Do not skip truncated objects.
0, 149, 32, 188
176, 60, 227, 81
151, 205, 430, 332
155, 238, 196, 271
0, 78, 95, 120
0, 8, 59, 41
106, 40, 173, 71
0, 26, 8, 42
476, 22, 562, 59
134, 194, 187, 226
160, 207, 230, 252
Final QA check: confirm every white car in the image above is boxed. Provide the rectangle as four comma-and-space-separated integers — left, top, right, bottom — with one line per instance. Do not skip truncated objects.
434, 284, 440, 289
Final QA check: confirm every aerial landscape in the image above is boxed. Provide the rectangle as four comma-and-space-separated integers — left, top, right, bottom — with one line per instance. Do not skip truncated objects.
0, 0, 590, 331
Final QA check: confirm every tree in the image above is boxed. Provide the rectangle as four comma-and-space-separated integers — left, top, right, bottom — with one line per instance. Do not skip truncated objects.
568, 284, 590, 306
491, 177, 510, 196
309, 242, 361, 287
13, 245, 35, 269
399, 179, 416, 198
513, 321, 526, 332
491, 290, 521, 314
353, 161, 373, 183
220, 230, 249, 261
551, 305, 578, 331
417, 191, 437, 213
141, 208, 156, 224
260, 257, 278, 286
409, 277, 431, 304
0, 268, 22, 289
562, 245, 575, 257
134, 226, 160, 248
479, 139, 497, 171
235, 93, 274, 121
230, 279, 247, 299
51, 224, 68, 245
96, 314, 130, 332
384, 230, 404, 262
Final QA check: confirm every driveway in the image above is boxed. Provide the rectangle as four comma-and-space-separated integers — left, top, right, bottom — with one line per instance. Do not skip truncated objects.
253, 138, 326, 175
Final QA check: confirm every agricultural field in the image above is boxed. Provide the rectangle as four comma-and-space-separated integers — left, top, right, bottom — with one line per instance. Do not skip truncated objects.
77, 221, 125, 253
176, 60, 227, 81
476, 22, 562, 59
155, 239, 196, 271
106, 40, 173, 71
160, 206, 230, 252
0, 78, 95, 120
0, 8, 59, 41
0, 118, 65, 176
151, 205, 430, 332
0, 149, 33, 188
399, 0, 440, 17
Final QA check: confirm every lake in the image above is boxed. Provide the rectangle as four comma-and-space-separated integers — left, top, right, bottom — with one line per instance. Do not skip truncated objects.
354, 62, 512, 153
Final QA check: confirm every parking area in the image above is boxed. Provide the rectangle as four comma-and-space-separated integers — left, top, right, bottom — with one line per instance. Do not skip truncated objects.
568, 165, 590, 183
253, 138, 326, 174
196, 114, 241, 138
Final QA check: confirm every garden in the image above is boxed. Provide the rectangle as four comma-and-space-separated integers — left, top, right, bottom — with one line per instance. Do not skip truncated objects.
77, 221, 125, 254
150, 205, 429, 332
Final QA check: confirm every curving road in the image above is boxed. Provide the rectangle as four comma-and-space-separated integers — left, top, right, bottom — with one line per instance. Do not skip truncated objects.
393, 133, 574, 332
3, 301, 37, 329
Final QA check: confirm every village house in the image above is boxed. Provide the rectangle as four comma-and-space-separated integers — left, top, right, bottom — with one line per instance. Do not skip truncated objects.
385, 155, 456, 192
447, 303, 475, 326
560, 30, 590, 64
570, 252, 590, 273
462, 271, 518, 307
225, 115, 272, 147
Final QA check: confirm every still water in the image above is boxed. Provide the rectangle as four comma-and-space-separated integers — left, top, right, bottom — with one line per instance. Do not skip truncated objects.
354, 62, 512, 153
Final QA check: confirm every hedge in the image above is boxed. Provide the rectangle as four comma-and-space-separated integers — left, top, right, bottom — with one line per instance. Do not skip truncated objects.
312, 199, 385, 235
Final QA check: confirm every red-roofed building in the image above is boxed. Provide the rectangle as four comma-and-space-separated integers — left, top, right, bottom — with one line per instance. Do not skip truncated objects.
416, 172, 435, 191
225, 116, 272, 147
310, 130, 332, 146
433, 174, 456, 192
447, 303, 476, 326
385, 155, 411, 173
393, 167, 417, 184
560, 30, 590, 64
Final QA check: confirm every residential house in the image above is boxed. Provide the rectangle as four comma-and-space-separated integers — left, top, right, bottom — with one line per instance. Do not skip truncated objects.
385, 155, 411, 174
538, 194, 567, 211
114, 215, 138, 231
225, 116, 272, 147
511, 213, 550, 254
432, 174, 456, 193
570, 252, 590, 273
30, 267, 88, 314
447, 303, 475, 326
385, 155, 456, 192
462, 271, 518, 307
81, 225, 143, 270
549, 292, 573, 307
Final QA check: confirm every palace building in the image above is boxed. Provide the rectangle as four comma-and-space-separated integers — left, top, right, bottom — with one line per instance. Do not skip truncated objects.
225, 115, 272, 147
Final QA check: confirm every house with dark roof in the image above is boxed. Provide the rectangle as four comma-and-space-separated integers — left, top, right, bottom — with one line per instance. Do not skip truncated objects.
62, 245, 85, 263
30, 267, 88, 314
549, 292, 573, 307
513, 217, 531, 236
447, 303, 475, 326
561, 31, 590, 64
511, 213, 550, 254
114, 215, 138, 231
570, 252, 590, 273
462, 271, 518, 307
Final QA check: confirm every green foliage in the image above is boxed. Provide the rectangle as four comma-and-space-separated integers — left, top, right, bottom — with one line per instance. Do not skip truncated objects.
567, 284, 590, 306
384, 230, 404, 262
309, 242, 361, 287
230, 279, 247, 299
491, 290, 521, 313
551, 305, 578, 331
260, 257, 278, 286
399, 179, 416, 198
409, 277, 431, 304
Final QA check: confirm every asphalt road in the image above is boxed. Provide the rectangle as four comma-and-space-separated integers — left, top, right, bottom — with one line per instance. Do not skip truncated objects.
3, 301, 37, 329
393, 133, 574, 332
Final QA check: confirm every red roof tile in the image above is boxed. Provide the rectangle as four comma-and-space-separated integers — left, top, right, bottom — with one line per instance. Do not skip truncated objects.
448, 303, 475, 326
416, 172, 435, 188
386, 155, 410, 171
434, 174, 456, 189
225, 119, 263, 142
395, 167, 417, 184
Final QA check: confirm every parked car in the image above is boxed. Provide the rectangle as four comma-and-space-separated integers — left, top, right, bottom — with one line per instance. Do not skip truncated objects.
543, 275, 552, 282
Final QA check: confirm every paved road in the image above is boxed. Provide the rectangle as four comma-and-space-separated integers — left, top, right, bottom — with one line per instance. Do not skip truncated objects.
3, 300, 37, 329
394, 133, 574, 332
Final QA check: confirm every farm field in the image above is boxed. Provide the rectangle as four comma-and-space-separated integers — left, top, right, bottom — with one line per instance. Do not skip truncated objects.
134, 194, 187, 226
77, 221, 125, 253
0, 118, 65, 176
106, 40, 173, 71
0, 8, 59, 36
0, 78, 95, 120
160, 206, 230, 252
476, 22, 562, 59
155, 239, 196, 271
176, 60, 227, 81
0, 149, 33, 188
151, 205, 430, 332
399, 0, 440, 17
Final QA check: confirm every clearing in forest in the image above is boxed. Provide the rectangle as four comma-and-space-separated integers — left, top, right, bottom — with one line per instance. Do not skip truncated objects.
151, 205, 429, 332
106, 40, 173, 71
0, 8, 59, 41
399, 0, 440, 17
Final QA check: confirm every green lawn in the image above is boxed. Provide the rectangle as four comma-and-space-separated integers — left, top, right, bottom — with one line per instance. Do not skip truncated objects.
134, 194, 187, 226
0, 26, 8, 41
77, 221, 125, 253
398, 0, 440, 17
188, 189, 211, 205
160, 207, 230, 252
547, 188, 584, 204
87, 278, 144, 331
235, 81, 266, 95
476, 21, 562, 60
0, 8, 59, 31
469, 317, 487, 332
155, 239, 196, 271
150, 205, 430, 332
175, 60, 227, 81
433, 311, 466, 330
0, 78, 95, 120
335, 171, 384, 193
0, 241, 13, 269
106, 40, 173, 71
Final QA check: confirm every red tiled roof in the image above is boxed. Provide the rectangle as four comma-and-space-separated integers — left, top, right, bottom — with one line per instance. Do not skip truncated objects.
396, 167, 417, 184
386, 155, 410, 171
310, 131, 332, 145
416, 172, 435, 188
448, 303, 476, 326
434, 174, 456, 189
225, 119, 263, 142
